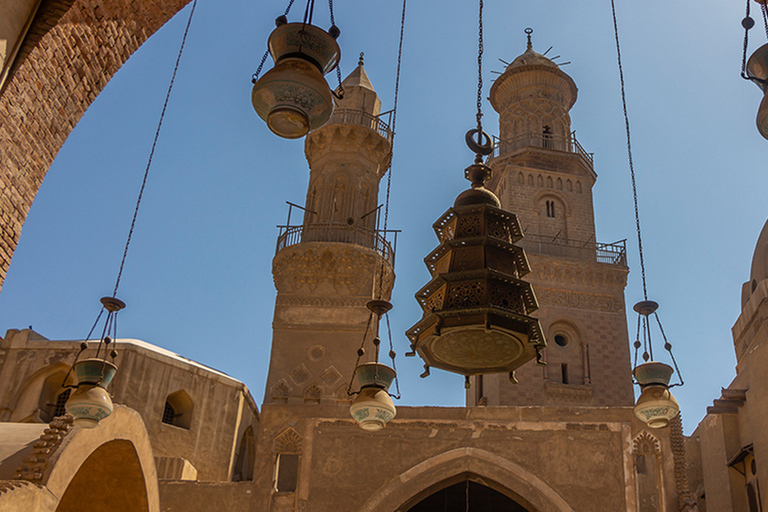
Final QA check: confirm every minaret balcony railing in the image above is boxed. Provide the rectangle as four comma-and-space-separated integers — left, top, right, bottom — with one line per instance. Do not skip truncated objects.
328, 109, 394, 144
491, 131, 594, 165
276, 223, 398, 265
520, 234, 627, 267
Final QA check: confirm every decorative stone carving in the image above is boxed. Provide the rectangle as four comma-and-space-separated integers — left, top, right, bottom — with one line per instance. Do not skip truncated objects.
535, 288, 623, 313
13, 415, 74, 483
308, 345, 326, 361
290, 364, 311, 386
303, 384, 322, 403
320, 366, 342, 386
272, 380, 291, 401
274, 427, 303, 453
544, 382, 593, 402
632, 431, 661, 454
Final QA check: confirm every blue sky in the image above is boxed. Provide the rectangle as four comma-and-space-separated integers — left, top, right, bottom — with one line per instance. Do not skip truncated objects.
1, 0, 766, 434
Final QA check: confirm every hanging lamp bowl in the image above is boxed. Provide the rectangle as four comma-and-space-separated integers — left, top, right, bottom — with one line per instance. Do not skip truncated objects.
349, 387, 396, 431
747, 43, 768, 90
353, 362, 396, 390
73, 358, 118, 387
251, 23, 339, 139
634, 384, 679, 429
268, 23, 340, 74
633, 361, 674, 387
66, 384, 115, 428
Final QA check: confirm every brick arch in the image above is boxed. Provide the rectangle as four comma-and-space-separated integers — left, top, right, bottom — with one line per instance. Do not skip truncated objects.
0, 0, 191, 291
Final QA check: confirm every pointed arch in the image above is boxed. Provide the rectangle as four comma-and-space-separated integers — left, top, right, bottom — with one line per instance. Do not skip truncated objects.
162, 390, 193, 429
8, 362, 74, 423
359, 447, 574, 512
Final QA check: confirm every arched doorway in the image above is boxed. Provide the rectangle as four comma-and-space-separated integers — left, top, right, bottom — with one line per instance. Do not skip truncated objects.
55, 439, 149, 512
408, 480, 531, 512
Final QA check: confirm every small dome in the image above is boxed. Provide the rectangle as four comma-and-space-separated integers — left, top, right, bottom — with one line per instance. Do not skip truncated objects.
453, 187, 501, 208
508, 47, 559, 70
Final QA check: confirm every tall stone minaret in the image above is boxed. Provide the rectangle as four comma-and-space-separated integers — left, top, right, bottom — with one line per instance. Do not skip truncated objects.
264, 57, 395, 405
468, 35, 634, 407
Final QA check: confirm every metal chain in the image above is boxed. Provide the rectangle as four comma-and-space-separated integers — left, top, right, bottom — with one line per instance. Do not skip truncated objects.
654, 312, 684, 386
112, 0, 198, 298
476, 0, 484, 132
385, 313, 401, 398
610, 0, 648, 301
742, 0, 753, 80
347, 312, 374, 395
762, 3, 768, 40
252, 0, 298, 83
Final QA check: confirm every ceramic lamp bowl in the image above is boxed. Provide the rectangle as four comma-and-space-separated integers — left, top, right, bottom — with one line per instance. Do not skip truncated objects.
757, 92, 768, 141
73, 358, 118, 387
633, 361, 674, 387
634, 384, 679, 429
349, 387, 396, 431
353, 362, 396, 390
268, 23, 340, 74
251, 58, 334, 138
747, 43, 768, 90
66, 384, 114, 428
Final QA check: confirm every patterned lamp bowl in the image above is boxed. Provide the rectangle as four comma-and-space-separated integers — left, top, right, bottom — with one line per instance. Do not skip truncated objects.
349, 387, 396, 432
353, 363, 396, 391
632, 361, 673, 387
757, 92, 768, 141
73, 358, 118, 387
747, 43, 768, 90
251, 58, 333, 139
634, 384, 679, 429
268, 23, 340, 74
66, 384, 115, 428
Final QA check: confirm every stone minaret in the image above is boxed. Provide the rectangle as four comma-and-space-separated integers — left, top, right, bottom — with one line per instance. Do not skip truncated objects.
264, 58, 395, 405
468, 35, 634, 407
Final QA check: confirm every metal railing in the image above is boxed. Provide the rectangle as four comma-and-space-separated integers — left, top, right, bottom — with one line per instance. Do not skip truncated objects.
276, 223, 398, 265
491, 131, 594, 165
519, 234, 627, 267
328, 109, 394, 144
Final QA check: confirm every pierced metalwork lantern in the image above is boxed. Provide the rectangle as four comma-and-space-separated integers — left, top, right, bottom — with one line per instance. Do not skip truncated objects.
251, 18, 340, 139
406, 155, 545, 381
65, 297, 123, 428
630, 300, 682, 429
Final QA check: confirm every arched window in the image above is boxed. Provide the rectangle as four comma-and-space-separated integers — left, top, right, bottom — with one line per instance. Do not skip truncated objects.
38, 369, 73, 422
407, 480, 530, 511
162, 390, 193, 429
545, 200, 555, 218
233, 426, 255, 482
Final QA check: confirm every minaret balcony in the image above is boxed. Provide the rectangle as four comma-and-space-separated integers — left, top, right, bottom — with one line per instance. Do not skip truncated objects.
276, 222, 397, 265
328, 108, 394, 144
491, 131, 594, 168
520, 234, 627, 267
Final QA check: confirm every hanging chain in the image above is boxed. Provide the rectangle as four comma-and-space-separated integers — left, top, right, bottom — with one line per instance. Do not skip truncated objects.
742, 0, 754, 80
252, 0, 296, 83
112, 0, 198, 298
476, 0, 484, 133
610, 0, 648, 301
654, 312, 684, 386
385, 313, 401, 398
632, 313, 641, 369
327, 0, 344, 94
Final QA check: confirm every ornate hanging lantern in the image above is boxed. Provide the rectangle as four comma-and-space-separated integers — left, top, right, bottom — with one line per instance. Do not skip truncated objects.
65, 297, 123, 428
406, 131, 545, 384
348, 300, 400, 431
631, 300, 683, 429
251, 16, 340, 139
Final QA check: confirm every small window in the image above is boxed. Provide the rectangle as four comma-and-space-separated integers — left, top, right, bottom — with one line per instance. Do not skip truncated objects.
162, 390, 193, 429
53, 388, 71, 418
546, 200, 556, 218
554, 334, 569, 347
275, 453, 300, 492
561, 364, 569, 385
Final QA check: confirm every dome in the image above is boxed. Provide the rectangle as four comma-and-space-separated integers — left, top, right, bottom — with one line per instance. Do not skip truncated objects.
453, 187, 501, 208
507, 47, 559, 70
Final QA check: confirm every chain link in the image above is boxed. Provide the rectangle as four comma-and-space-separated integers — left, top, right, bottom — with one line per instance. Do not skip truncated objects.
112, 0, 198, 298
476, 0, 484, 132
742, 0, 753, 80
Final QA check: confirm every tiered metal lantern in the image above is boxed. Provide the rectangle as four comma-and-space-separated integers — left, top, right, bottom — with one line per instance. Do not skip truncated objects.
65, 297, 123, 428
251, 17, 340, 139
631, 300, 682, 429
747, 43, 768, 140
406, 144, 545, 382
348, 300, 399, 431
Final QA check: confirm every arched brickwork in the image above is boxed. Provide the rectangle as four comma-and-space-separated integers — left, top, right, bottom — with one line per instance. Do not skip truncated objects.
0, 0, 190, 290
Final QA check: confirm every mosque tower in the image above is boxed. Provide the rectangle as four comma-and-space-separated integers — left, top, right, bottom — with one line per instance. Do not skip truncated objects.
263, 56, 395, 405
468, 33, 635, 407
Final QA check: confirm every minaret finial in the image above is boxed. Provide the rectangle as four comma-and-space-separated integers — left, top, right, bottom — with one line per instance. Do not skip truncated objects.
525, 27, 533, 50
359, 52, 365, 66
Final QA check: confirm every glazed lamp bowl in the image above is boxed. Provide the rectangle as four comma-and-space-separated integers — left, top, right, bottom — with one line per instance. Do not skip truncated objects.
634, 384, 680, 429
66, 384, 115, 428
268, 23, 340, 74
353, 363, 396, 390
633, 361, 673, 387
73, 358, 118, 387
747, 43, 768, 91
349, 387, 396, 432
